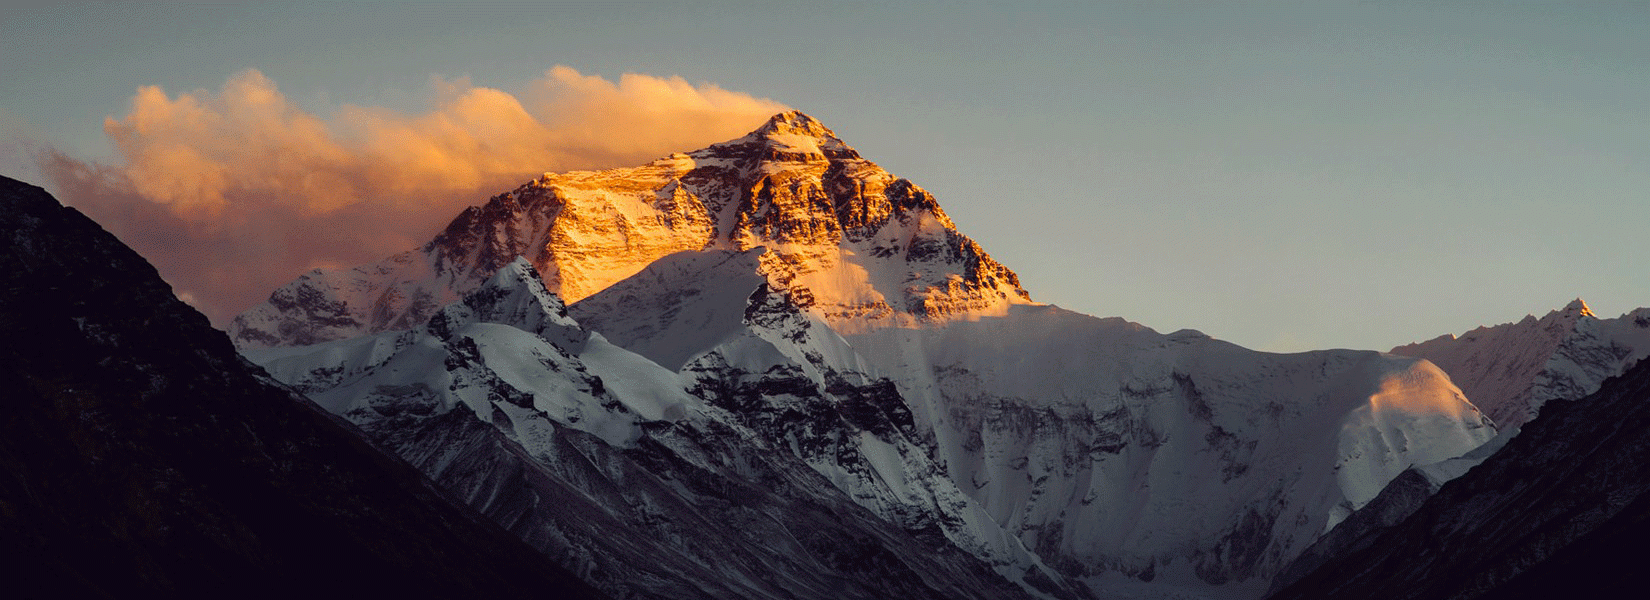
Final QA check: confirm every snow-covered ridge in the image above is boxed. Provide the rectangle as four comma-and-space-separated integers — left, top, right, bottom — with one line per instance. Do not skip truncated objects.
249, 257, 687, 448
1392, 298, 1650, 430
841, 304, 1493, 594
1268, 299, 1650, 595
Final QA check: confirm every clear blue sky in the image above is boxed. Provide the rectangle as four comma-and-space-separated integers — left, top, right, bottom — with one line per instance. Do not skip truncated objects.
4, 1, 1647, 352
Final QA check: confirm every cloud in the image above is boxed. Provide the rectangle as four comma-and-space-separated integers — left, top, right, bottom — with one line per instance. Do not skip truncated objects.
40, 67, 789, 324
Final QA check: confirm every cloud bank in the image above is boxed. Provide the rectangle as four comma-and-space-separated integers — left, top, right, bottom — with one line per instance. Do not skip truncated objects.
42, 67, 789, 324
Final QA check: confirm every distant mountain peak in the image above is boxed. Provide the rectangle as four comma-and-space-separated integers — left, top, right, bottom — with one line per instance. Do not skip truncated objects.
1564, 297, 1596, 318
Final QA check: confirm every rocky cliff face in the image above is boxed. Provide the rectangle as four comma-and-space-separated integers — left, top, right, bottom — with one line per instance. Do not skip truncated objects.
0, 176, 604, 598
231, 111, 1028, 349
1265, 355, 1650, 600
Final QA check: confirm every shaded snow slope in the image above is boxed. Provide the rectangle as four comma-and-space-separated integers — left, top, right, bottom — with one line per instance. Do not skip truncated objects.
1267, 300, 1650, 594
843, 305, 1493, 595
570, 251, 1494, 598
569, 249, 769, 371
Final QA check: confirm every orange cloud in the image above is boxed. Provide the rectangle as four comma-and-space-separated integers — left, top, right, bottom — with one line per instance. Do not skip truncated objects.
45, 67, 788, 325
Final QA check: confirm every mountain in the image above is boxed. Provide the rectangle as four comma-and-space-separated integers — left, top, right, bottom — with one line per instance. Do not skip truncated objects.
1392, 299, 1650, 431
0, 176, 605, 598
1265, 354, 1650, 600
230, 110, 1027, 348
234, 112, 1498, 599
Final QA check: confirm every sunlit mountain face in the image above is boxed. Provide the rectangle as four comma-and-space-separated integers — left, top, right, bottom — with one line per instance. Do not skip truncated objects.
229, 111, 1028, 349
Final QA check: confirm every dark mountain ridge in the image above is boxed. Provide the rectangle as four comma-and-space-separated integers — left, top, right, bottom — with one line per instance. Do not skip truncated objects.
0, 175, 605, 598
1266, 354, 1650, 600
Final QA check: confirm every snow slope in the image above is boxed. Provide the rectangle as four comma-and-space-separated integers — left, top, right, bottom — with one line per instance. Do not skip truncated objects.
609, 255, 1084, 597
567, 247, 1493, 597
1267, 299, 1650, 594
1268, 357, 1650, 600
248, 258, 1047, 600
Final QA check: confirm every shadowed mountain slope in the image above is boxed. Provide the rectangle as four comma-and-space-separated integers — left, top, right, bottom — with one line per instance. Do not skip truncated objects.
0, 175, 606, 599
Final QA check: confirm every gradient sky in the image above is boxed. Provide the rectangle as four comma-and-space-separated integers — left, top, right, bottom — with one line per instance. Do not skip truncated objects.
4, 1, 1647, 353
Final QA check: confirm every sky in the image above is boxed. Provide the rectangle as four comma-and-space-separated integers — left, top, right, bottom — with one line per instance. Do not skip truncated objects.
3, 1, 1647, 353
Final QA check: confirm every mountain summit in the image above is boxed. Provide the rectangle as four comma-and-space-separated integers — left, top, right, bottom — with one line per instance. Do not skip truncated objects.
708, 110, 861, 162
231, 112, 1027, 348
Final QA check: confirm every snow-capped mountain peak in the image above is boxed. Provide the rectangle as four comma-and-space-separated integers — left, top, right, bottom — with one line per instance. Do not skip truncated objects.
755, 109, 836, 137
699, 109, 860, 163
231, 112, 1028, 348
